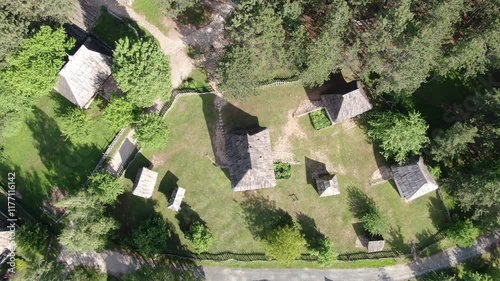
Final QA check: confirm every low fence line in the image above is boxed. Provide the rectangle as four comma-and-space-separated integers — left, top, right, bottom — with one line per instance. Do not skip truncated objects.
259, 79, 301, 88
85, 127, 126, 183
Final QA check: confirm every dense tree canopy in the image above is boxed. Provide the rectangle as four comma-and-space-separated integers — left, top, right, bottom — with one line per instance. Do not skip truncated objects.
264, 224, 307, 264
102, 96, 137, 131
134, 113, 169, 149
56, 192, 119, 253
87, 172, 125, 204
132, 216, 169, 257
113, 38, 172, 108
59, 108, 93, 144
366, 111, 429, 163
432, 122, 478, 167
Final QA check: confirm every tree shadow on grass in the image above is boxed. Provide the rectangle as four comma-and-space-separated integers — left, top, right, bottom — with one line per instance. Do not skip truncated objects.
297, 213, 326, 250
346, 186, 377, 219
427, 195, 449, 231
240, 195, 293, 240
26, 107, 101, 194
385, 226, 411, 254
175, 202, 206, 236
112, 192, 157, 235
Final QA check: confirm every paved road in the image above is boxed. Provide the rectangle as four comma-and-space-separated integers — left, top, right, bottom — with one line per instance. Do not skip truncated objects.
203, 232, 499, 281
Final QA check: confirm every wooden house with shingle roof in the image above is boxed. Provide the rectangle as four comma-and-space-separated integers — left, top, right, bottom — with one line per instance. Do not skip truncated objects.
55, 37, 112, 108
320, 82, 373, 124
168, 187, 185, 212
132, 168, 158, 199
391, 157, 438, 202
316, 173, 340, 197
226, 128, 276, 191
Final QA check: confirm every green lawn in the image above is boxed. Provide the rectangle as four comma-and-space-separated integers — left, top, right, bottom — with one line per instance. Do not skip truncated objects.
132, 0, 169, 35
0, 94, 116, 218
178, 68, 212, 92
92, 8, 148, 48
119, 83, 448, 256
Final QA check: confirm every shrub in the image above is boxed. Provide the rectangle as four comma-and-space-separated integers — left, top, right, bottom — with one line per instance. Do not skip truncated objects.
360, 212, 389, 236
310, 109, 332, 130
186, 222, 214, 254
134, 113, 169, 149
16, 224, 49, 256
59, 108, 93, 144
132, 216, 169, 256
446, 219, 480, 247
274, 162, 291, 180
264, 224, 307, 264
310, 238, 338, 265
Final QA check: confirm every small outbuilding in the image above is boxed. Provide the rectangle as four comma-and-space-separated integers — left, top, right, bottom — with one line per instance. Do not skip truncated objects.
226, 127, 276, 191
315, 173, 340, 197
132, 168, 158, 199
320, 82, 373, 124
391, 157, 438, 202
55, 37, 112, 108
367, 235, 385, 253
168, 187, 186, 212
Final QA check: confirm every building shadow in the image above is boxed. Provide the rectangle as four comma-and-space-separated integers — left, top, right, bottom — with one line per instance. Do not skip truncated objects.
352, 222, 369, 248
304, 73, 359, 101
346, 186, 377, 219
304, 157, 328, 191
240, 194, 292, 240
427, 195, 449, 231
200, 94, 261, 185
158, 170, 179, 200
123, 152, 152, 183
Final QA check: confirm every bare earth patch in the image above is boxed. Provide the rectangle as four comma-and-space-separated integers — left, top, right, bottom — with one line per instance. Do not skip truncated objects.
273, 109, 307, 162
370, 166, 393, 186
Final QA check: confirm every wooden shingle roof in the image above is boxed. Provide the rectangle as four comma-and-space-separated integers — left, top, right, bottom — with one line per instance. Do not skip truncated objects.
320, 84, 372, 123
132, 168, 158, 199
316, 174, 340, 197
226, 128, 276, 191
56, 37, 112, 108
391, 157, 438, 202
168, 187, 186, 212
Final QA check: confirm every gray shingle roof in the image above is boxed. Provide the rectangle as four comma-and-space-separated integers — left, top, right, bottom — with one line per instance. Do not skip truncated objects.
391, 157, 438, 201
226, 128, 276, 191
320, 87, 372, 123
132, 168, 158, 199
316, 174, 340, 197
168, 187, 186, 212
55, 38, 112, 108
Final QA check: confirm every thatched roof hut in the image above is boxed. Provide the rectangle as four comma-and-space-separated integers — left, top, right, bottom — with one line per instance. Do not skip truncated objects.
132, 168, 158, 199
316, 173, 340, 197
167, 187, 186, 212
55, 37, 112, 108
226, 128, 276, 191
320, 82, 372, 124
391, 157, 438, 202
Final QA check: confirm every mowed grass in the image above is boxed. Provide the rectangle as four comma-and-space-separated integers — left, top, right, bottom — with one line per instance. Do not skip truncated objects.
0, 94, 116, 217
120, 84, 447, 255
132, 0, 170, 35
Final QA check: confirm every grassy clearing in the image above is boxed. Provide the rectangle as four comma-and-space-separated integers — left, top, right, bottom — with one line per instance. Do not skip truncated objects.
177, 2, 211, 28
92, 8, 148, 48
178, 68, 212, 92
132, 0, 169, 35
0, 94, 116, 218
119, 83, 447, 257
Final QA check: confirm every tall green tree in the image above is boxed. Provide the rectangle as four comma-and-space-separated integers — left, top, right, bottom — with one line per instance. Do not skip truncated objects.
113, 38, 171, 108
87, 172, 125, 204
134, 113, 169, 149
102, 96, 136, 131
132, 216, 169, 257
445, 219, 480, 248
56, 192, 119, 253
432, 122, 478, 166
366, 111, 429, 163
360, 212, 389, 236
264, 224, 307, 264
301, 0, 351, 86
59, 108, 93, 144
